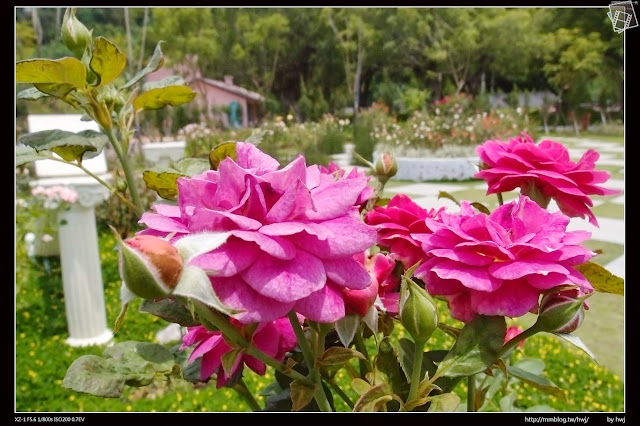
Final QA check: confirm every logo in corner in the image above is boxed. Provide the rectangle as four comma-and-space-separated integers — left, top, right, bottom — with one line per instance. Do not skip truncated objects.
609, 1, 639, 33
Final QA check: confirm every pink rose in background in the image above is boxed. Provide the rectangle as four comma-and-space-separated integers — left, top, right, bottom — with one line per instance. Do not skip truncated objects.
343, 252, 399, 316
504, 325, 526, 349
181, 317, 298, 387
475, 133, 620, 227
413, 195, 595, 323
365, 194, 444, 270
138, 143, 377, 324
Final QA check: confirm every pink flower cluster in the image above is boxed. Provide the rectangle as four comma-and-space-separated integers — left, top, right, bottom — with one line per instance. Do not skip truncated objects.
181, 317, 298, 387
413, 196, 595, 323
31, 185, 79, 205
475, 133, 620, 226
138, 143, 377, 324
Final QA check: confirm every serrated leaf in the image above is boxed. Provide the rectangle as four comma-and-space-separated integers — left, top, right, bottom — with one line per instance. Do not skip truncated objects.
122, 41, 165, 90
319, 346, 366, 369
470, 202, 491, 215
335, 314, 360, 348
427, 392, 461, 412
16, 57, 87, 98
173, 232, 231, 264
18, 129, 108, 162
17, 87, 50, 101
133, 85, 196, 111
351, 378, 372, 395
438, 191, 460, 206
173, 157, 211, 176
374, 337, 410, 400
90, 37, 126, 86
436, 315, 506, 378
15, 145, 49, 166
142, 167, 185, 200
290, 380, 318, 411
142, 75, 186, 92
62, 341, 175, 398
139, 298, 201, 327
509, 365, 567, 401
575, 261, 624, 295
552, 333, 599, 363
209, 142, 238, 170
353, 383, 393, 412
173, 265, 240, 316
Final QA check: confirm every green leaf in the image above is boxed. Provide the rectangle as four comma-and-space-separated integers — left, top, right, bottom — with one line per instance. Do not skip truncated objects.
353, 383, 393, 412
427, 392, 461, 412
397, 338, 436, 384
351, 378, 372, 395
290, 380, 318, 412
470, 201, 491, 215
436, 315, 506, 378
552, 333, 599, 363
335, 314, 360, 348
362, 304, 378, 334
90, 37, 126, 86
438, 191, 460, 206
209, 142, 238, 170
17, 87, 50, 101
512, 357, 545, 376
508, 365, 567, 401
173, 265, 240, 316
142, 75, 186, 92
221, 348, 243, 377
15, 145, 49, 166
575, 261, 624, 295
62, 341, 175, 398
142, 167, 185, 200
499, 391, 519, 412
16, 57, 87, 98
122, 41, 165, 90
133, 85, 196, 111
244, 130, 268, 145
318, 346, 366, 369
374, 337, 410, 400
173, 158, 211, 176
18, 129, 108, 162
139, 298, 201, 327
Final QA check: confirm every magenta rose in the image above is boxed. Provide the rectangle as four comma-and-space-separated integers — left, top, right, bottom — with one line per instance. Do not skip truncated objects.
413, 195, 595, 323
365, 194, 444, 269
318, 162, 374, 207
138, 143, 377, 324
475, 133, 620, 227
181, 317, 298, 387
343, 252, 399, 316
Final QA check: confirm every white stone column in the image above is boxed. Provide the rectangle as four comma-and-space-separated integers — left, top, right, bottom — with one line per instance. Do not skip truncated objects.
32, 175, 113, 347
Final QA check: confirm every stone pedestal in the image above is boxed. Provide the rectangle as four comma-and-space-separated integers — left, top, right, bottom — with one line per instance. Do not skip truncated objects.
31, 175, 113, 347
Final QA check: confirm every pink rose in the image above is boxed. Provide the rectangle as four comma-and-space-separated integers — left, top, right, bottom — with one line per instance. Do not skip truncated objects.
365, 194, 444, 269
413, 195, 595, 323
138, 143, 377, 324
181, 317, 298, 387
475, 133, 620, 226
504, 325, 526, 349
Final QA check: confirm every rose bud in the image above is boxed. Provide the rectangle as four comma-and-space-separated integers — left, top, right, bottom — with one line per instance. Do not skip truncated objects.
535, 289, 590, 334
344, 277, 379, 317
399, 276, 438, 345
504, 325, 526, 349
374, 152, 398, 184
118, 235, 184, 299
61, 8, 92, 59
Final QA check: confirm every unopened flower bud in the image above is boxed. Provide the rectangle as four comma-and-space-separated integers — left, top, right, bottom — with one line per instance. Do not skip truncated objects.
343, 277, 379, 317
119, 235, 183, 299
536, 289, 589, 334
399, 276, 438, 344
61, 8, 92, 59
374, 152, 398, 184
